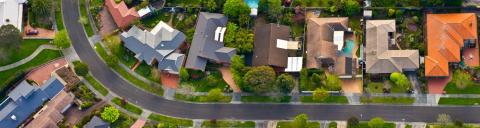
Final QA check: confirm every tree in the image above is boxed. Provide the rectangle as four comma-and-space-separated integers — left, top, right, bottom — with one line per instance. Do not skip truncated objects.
231, 55, 249, 91
310, 73, 324, 87
244, 66, 276, 94
101, 106, 120, 123
205, 88, 224, 102
31, 0, 53, 18
223, 0, 250, 20
73, 61, 89, 76
347, 117, 359, 128
437, 114, 451, 126
312, 88, 329, 101
387, 8, 396, 17
53, 30, 71, 49
205, 0, 217, 12
267, 0, 282, 21
343, 0, 360, 16
452, 70, 472, 89
179, 68, 190, 81
258, 0, 268, 14
0, 24, 21, 59
276, 73, 295, 93
281, 11, 294, 25
325, 74, 341, 91
224, 23, 254, 53
293, 114, 308, 128
389, 72, 411, 90
368, 117, 385, 128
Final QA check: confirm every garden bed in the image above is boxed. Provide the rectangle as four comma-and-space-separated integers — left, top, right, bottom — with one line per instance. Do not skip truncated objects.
300, 96, 349, 104
360, 96, 415, 104
148, 113, 193, 127
358, 122, 395, 128
174, 93, 231, 103
73, 84, 101, 109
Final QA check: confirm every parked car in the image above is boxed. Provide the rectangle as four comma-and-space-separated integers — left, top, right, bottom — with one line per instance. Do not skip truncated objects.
26, 28, 39, 35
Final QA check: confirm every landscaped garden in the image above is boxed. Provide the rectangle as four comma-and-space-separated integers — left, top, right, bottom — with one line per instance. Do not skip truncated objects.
360, 96, 415, 104
148, 113, 194, 127
72, 83, 101, 109
75, 106, 136, 128
366, 72, 412, 94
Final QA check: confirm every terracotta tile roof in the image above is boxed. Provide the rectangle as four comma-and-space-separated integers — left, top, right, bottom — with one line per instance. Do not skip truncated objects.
426, 13, 477, 77
105, 0, 139, 29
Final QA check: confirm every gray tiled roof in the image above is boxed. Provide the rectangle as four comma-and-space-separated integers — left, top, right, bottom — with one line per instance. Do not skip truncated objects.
185, 12, 236, 71
84, 116, 109, 128
121, 21, 186, 74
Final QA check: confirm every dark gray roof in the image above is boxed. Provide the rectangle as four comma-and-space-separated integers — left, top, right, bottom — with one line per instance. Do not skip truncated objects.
84, 116, 110, 128
185, 12, 236, 71
0, 77, 65, 128
121, 21, 186, 74
158, 53, 185, 74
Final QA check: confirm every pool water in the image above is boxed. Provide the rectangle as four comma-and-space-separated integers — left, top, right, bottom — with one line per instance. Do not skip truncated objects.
342, 40, 355, 56
245, 0, 259, 8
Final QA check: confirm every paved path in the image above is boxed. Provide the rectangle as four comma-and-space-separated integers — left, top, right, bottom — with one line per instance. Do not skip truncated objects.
63, 0, 480, 123
0, 44, 58, 71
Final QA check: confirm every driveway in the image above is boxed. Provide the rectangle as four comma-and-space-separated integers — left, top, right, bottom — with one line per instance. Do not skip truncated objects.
63, 0, 480, 122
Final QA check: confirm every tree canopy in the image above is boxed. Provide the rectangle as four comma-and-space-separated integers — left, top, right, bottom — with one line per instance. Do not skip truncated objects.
101, 106, 120, 123
276, 73, 295, 93
293, 114, 309, 128
325, 74, 342, 91
223, 0, 251, 20
205, 88, 225, 102
0, 24, 21, 59
73, 61, 89, 76
224, 23, 254, 53
53, 30, 71, 49
312, 88, 329, 102
368, 117, 385, 128
389, 72, 411, 90
267, 0, 282, 21
343, 0, 360, 16
243, 66, 276, 94
31, 0, 53, 17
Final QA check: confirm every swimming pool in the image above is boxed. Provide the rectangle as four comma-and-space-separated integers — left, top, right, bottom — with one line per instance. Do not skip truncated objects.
342, 40, 355, 56
245, 0, 259, 8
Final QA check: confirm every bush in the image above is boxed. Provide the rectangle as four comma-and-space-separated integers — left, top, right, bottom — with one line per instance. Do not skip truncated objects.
329, 122, 337, 128
347, 117, 359, 128
276, 73, 295, 93
243, 66, 276, 94
53, 30, 71, 49
312, 88, 329, 101
368, 117, 385, 128
101, 106, 120, 123
80, 101, 93, 110
73, 61, 89, 76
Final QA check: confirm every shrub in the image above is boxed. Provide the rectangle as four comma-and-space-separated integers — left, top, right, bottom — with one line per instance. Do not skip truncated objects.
80, 101, 93, 110
73, 61, 89, 76
243, 66, 276, 94
368, 117, 385, 128
312, 88, 329, 101
53, 30, 71, 49
101, 106, 120, 123
329, 122, 337, 128
276, 73, 295, 93
347, 117, 359, 128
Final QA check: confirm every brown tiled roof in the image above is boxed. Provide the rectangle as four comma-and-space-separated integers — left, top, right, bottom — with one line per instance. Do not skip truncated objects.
252, 23, 290, 68
425, 13, 477, 77
105, 0, 139, 29
306, 17, 347, 68
25, 91, 74, 128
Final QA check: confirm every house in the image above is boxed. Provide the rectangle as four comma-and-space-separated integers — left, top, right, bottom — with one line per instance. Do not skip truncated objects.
105, 0, 140, 29
306, 17, 357, 76
25, 91, 74, 128
185, 12, 236, 71
252, 23, 291, 69
120, 21, 186, 74
425, 13, 477, 77
0, 0, 26, 30
0, 77, 66, 128
365, 20, 419, 74
84, 116, 110, 128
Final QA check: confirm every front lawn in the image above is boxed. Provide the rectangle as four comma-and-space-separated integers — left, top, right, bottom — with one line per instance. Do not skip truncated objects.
111, 111, 137, 128
367, 82, 384, 93
174, 93, 231, 103
444, 82, 480, 94
360, 96, 415, 104
358, 122, 396, 128
148, 113, 193, 127
300, 96, 349, 104
111, 97, 143, 115
438, 98, 480, 105
202, 120, 255, 128
277, 121, 320, 128
84, 74, 109, 96
0, 39, 51, 66
0, 50, 62, 94
241, 96, 291, 103
181, 70, 229, 92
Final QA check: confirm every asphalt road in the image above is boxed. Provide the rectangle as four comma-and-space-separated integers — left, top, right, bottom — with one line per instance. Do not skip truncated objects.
62, 0, 480, 122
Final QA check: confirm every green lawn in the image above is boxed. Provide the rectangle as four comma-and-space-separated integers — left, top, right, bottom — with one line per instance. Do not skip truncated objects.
444, 82, 480, 94
181, 70, 228, 92
276, 121, 320, 128
94, 43, 164, 96
0, 39, 51, 66
202, 120, 255, 128
55, 0, 64, 30
148, 113, 193, 127
0, 50, 62, 94
111, 97, 143, 115
174, 93, 231, 103
300, 96, 349, 104
84, 74, 109, 96
79, 0, 94, 37
360, 96, 415, 104
367, 82, 384, 93
111, 112, 137, 128
438, 98, 480, 105
241, 96, 291, 103
358, 122, 395, 128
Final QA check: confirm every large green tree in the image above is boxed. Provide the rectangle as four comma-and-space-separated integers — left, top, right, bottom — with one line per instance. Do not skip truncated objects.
293, 114, 309, 128
276, 73, 295, 93
343, 0, 360, 16
53, 30, 71, 49
101, 106, 120, 123
312, 88, 329, 102
224, 23, 254, 53
452, 70, 472, 89
0, 24, 21, 59
325, 74, 341, 91
31, 0, 53, 17
389, 72, 411, 90
368, 117, 385, 128
205, 0, 217, 12
267, 0, 282, 21
244, 66, 276, 94
223, 0, 251, 20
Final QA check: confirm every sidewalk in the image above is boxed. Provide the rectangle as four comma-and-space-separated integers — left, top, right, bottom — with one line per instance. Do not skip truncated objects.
0, 44, 59, 71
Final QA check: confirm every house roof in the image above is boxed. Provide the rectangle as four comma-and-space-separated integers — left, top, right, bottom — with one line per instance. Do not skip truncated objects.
252, 23, 290, 68
0, 77, 65, 128
25, 91, 74, 128
84, 116, 109, 128
26, 58, 68, 85
0, 0, 25, 30
185, 12, 236, 71
121, 21, 186, 74
365, 20, 419, 74
105, 0, 139, 28
306, 17, 348, 68
425, 13, 477, 77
